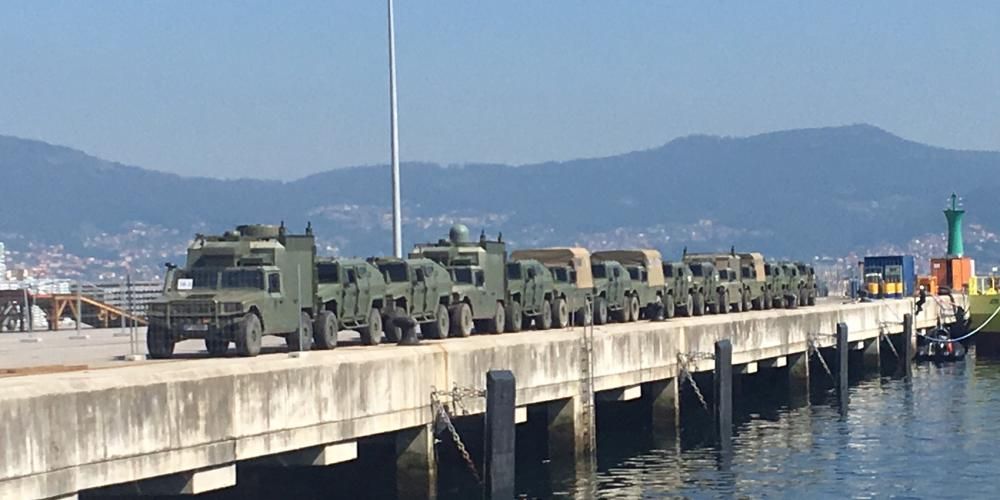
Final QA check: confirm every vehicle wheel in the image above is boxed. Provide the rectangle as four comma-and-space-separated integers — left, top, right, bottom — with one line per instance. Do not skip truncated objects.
449, 303, 473, 337
798, 289, 808, 308
742, 293, 751, 312
717, 291, 728, 314
762, 290, 772, 310
786, 294, 798, 309
664, 295, 676, 319
286, 311, 313, 352
574, 301, 593, 326
313, 310, 338, 349
205, 334, 228, 356
594, 297, 609, 325
422, 303, 450, 339
751, 297, 761, 311
626, 295, 640, 322
235, 313, 263, 357
539, 299, 553, 330
692, 292, 705, 316
146, 324, 175, 359
359, 308, 383, 345
552, 298, 570, 328
733, 294, 743, 313
611, 302, 628, 322
505, 301, 523, 333
808, 294, 816, 306
485, 302, 505, 334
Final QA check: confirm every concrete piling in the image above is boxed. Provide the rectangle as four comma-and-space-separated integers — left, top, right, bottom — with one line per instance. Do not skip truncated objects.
836, 322, 849, 409
713, 339, 733, 449
646, 378, 680, 439
862, 337, 880, 371
395, 424, 438, 500
485, 370, 516, 500
787, 351, 810, 405
901, 313, 914, 377
546, 396, 587, 461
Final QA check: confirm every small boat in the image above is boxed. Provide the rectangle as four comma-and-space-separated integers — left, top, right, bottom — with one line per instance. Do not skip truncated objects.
916, 332, 967, 361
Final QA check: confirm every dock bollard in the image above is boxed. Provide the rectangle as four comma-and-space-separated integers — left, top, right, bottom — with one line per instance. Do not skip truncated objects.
835, 322, 849, 409
713, 339, 733, 450
393, 315, 420, 346
900, 313, 913, 377
485, 370, 516, 500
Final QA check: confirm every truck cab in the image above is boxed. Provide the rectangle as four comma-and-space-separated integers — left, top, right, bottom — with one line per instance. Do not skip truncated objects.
314, 258, 387, 347
686, 261, 719, 315
795, 262, 819, 305
371, 256, 452, 339
591, 260, 636, 323
662, 261, 695, 318
146, 223, 316, 359
505, 259, 555, 331
592, 249, 666, 321
511, 247, 596, 327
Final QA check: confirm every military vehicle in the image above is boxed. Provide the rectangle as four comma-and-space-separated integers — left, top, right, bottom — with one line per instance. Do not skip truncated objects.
661, 261, 694, 318
511, 247, 595, 327
715, 267, 748, 313
592, 250, 665, 320
686, 260, 720, 315
779, 262, 803, 308
410, 225, 507, 336
504, 259, 555, 331
146, 223, 317, 359
371, 256, 453, 339
736, 252, 769, 310
764, 262, 792, 308
591, 259, 637, 323
796, 262, 819, 305
314, 258, 387, 347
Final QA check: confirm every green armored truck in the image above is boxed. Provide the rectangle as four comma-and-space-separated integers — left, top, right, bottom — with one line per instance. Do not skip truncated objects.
314, 258, 387, 347
410, 225, 508, 337
504, 259, 555, 331
146, 223, 317, 359
370, 257, 452, 339
736, 252, 769, 310
591, 259, 638, 323
764, 262, 792, 308
795, 262, 818, 306
686, 261, 720, 315
684, 250, 749, 314
592, 250, 666, 320
661, 261, 695, 318
779, 262, 803, 308
511, 247, 596, 328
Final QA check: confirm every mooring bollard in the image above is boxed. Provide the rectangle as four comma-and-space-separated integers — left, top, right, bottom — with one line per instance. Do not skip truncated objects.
485, 370, 516, 500
901, 313, 913, 377
713, 339, 733, 450
836, 322, 849, 408
394, 315, 420, 346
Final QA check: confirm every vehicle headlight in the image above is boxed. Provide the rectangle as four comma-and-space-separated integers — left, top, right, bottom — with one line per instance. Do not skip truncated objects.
223, 302, 244, 314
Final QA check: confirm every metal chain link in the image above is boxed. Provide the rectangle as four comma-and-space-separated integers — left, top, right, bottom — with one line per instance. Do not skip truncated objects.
879, 324, 900, 359
677, 353, 711, 413
429, 385, 486, 484
808, 336, 836, 383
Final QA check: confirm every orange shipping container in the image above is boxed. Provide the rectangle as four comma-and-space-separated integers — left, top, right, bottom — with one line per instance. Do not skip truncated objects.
930, 257, 974, 292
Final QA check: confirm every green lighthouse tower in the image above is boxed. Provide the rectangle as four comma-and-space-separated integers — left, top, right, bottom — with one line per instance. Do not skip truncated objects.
944, 192, 965, 257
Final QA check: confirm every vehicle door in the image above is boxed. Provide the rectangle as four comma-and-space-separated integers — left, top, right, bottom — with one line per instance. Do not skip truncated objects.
524, 265, 538, 309
343, 266, 360, 320
610, 265, 624, 307
412, 265, 429, 315
356, 266, 372, 314
266, 271, 293, 333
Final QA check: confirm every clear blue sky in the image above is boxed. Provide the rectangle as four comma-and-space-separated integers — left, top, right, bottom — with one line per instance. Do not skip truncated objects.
2, 1, 998, 179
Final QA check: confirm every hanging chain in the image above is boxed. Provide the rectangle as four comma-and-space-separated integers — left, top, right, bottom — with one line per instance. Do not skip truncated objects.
677, 352, 712, 413
879, 323, 900, 359
430, 385, 485, 484
808, 335, 836, 382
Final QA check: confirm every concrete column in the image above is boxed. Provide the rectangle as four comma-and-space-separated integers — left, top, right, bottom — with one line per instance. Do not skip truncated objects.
546, 396, 587, 461
787, 351, 809, 406
714, 339, 733, 450
901, 313, 914, 377
485, 370, 516, 500
396, 424, 437, 500
862, 337, 881, 371
835, 323, 849, 410
645, 378, 679, 438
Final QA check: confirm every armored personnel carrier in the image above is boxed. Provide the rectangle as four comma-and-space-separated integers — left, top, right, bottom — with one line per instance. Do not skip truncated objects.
591, 259, 637, 323
314, 258, 387, 347
735, 252, 769, 310
661, 261, 694, 318
511, 247, 595, 328
370, 257, 452, 339
592, 250, 665, 320
684, 250, 751, 313
504, 259, 555, 331
795, 262, 818, 305
410, 225, 508, 336
685, 260, 720, 315
146, 223, 317, 358
764, 262, 792, 308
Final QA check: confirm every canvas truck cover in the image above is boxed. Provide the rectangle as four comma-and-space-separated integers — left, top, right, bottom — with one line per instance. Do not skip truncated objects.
511, 247, 593, 289
591, 249, 666, 287
737, 252, 767, 282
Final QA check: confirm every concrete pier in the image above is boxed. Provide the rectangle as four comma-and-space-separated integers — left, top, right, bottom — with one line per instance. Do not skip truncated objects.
0, 298, 950, 499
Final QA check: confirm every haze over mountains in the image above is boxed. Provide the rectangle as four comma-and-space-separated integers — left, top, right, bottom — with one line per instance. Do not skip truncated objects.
1, 124, 998, 279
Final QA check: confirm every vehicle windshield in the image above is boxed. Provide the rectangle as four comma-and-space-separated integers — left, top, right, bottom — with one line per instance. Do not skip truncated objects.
506, 263, 522, 280
551, 267, 569, 282
741, 268, 753, 279
378, 262, 408, 283
177, 269, 220, 289
628, 268, 641, 280
690, 265, 705, 277
451, 268, 474, 284
221, 269, 265, 289
663, 266, 674, 278
592, 265, 607, 279
317, 263, 340, 283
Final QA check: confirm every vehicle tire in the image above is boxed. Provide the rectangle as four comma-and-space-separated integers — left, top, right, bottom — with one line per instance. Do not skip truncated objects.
751, 297, 762, 311
552, 298, 570, 328
505, 301, 523, 333
313, 310, 338, 349
733, 294, 743, 313
628, 295, 641, 322
786, 294, 798, 309
574, 301, 593, 326
422, 303, 450, 339
762, 290, 772, 310
692, 292, 705, 317
798, 289, 808, 308
611, 302, 628, 323
485, 302, 505, 334
146, 323, 175, 359
808, 293, 816, 306
664, 294, 676, 319
449, 303, 473, 337
286, 312, 313, 352
741, 292, 751, 312
539, 299, 553, 330
235, 313, 263, 357
594, 297, 609, 325
205, 334, 229, 356
717, 291, 728, 314
359, 308, 383, 345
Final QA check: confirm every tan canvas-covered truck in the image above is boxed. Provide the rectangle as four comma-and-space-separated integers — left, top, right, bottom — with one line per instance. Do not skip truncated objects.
592, 249, 666, 321
510, 247, 596, 327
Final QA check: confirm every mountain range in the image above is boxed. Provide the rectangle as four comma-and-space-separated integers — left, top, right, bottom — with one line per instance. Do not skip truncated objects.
2, 124, 998, 279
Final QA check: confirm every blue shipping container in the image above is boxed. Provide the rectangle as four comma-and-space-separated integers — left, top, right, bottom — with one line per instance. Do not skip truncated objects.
862, 255, 916, 298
